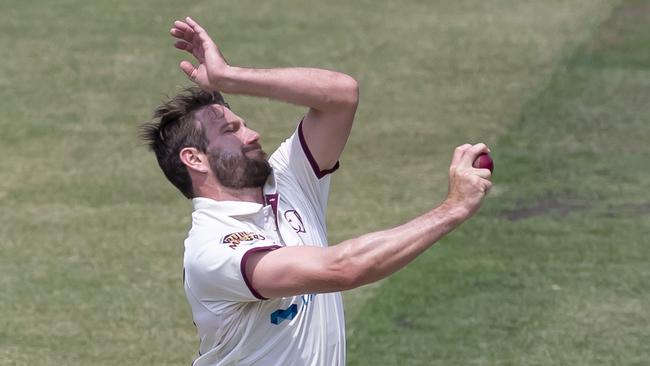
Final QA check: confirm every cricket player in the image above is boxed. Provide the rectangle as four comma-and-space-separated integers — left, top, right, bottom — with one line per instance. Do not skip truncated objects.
141, 16, 492, 366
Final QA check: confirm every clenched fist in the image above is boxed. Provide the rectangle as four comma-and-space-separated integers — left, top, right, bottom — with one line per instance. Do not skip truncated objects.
444, 143, 493, 218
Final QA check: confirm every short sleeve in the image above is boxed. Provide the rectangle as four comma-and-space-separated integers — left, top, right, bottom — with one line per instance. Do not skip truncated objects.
269, 120, 338, 213
184, 235, 280, 302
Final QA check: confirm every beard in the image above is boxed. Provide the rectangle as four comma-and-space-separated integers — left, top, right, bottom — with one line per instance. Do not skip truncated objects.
209, 145, 272, 189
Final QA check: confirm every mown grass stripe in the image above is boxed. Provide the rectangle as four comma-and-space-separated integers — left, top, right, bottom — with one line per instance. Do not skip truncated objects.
346, 1, 649, 365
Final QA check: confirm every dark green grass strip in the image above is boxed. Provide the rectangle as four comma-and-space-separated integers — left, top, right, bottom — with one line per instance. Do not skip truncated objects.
346, 1, 650, 365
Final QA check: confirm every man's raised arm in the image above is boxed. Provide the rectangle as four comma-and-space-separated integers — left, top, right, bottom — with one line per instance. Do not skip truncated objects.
170, 17, 358, 171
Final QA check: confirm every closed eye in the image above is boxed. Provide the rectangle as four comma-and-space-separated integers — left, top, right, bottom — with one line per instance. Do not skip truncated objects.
222, 122, 241, 134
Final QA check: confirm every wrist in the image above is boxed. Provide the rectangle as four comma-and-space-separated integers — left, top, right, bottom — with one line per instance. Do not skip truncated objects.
438, 199, 471, 225
215, 65, 240, 93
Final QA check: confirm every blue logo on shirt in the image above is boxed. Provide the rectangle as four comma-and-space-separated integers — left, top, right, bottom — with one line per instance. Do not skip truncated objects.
270, 294, 316, 325
270, 304, 298, 325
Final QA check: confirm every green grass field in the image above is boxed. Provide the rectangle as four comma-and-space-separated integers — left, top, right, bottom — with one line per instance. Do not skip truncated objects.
2, 0, 649, 365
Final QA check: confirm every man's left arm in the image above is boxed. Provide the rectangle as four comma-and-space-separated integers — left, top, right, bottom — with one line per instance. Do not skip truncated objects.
171, 17, 359, 170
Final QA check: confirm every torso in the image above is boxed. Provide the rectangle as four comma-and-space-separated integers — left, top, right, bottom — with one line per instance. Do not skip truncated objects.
183, 127, 346, 366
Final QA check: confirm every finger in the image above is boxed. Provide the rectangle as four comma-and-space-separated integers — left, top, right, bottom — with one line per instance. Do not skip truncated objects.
450, 144, 472, 168
186, 17, 215, 47
472, 167, 492, 180
173, 21, 196, 43
182, 30, 195, 43
461, 143, 489, 166
185, 17, 219, 65
173, 20, 193, 33
170, 28, 184, 39
179, 61, 197, 80
185, 17, 208, 35
481, 180, 493, 194
468, 143, 489, 159
170, 28, 194, 44
174, 40, 193, 52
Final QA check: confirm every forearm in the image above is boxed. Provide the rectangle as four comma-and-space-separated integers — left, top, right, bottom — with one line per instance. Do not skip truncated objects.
334, 202, 469, 288
248, 143, 491, 298
219, 66, 358, 111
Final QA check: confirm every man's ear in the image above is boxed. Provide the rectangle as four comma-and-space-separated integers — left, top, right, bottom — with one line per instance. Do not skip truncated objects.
180, 147, 210, 174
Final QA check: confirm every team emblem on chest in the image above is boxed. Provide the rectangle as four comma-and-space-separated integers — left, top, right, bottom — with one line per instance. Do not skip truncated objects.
284, 210, 306, 233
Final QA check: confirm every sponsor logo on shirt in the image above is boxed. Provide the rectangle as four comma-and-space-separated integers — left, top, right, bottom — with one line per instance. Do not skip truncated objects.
270, 294, 316, 325
270, 304, 298, 325
222, 232, 266, 250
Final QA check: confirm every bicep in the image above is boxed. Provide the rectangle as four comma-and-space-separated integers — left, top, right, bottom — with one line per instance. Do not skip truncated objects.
300, 100, 357, 172
244, 245, 354, 299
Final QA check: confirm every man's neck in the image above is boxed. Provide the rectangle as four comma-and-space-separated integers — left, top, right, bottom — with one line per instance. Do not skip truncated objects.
197, 185, 265, 204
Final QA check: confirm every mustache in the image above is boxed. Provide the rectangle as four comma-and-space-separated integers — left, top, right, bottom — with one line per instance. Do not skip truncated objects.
241, 143, 264, 154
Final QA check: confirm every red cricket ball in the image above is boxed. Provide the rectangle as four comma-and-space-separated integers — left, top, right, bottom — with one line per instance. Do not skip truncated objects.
473, 153, 494, 173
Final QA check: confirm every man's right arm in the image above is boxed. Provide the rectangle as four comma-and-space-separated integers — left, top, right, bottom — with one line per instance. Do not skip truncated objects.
245, 143, 493, 299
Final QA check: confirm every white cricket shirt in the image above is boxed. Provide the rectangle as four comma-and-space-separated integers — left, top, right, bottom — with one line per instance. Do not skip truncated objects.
183, 122, 346, 366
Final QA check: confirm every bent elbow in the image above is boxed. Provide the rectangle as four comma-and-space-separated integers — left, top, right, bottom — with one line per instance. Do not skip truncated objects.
340, 75, 359, 108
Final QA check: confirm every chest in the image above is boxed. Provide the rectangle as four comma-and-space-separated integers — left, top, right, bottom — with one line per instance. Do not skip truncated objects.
260, 192, 327, 248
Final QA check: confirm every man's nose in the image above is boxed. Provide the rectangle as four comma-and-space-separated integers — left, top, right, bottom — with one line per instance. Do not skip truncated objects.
242, 126, 261, 145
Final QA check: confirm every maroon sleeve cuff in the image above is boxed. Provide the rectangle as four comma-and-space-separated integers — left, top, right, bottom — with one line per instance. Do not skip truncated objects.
240, 245, 281, 300
298, 120, 340, 179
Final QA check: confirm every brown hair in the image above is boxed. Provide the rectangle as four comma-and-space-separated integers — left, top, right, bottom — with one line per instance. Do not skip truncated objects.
140, 87, 229, 199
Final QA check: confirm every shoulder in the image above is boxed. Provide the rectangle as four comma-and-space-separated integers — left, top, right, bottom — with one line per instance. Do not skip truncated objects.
269, 121, 339, 180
